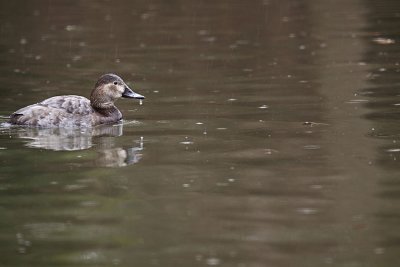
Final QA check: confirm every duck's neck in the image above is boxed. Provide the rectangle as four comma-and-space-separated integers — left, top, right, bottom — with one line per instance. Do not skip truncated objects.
90, 87, 122, 124
96, 106, 123, 124
91, 102, 122, 124
91, 100, 114, 111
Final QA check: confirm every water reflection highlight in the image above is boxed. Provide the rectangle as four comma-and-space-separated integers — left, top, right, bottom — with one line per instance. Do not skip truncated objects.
1, 122, 144, 167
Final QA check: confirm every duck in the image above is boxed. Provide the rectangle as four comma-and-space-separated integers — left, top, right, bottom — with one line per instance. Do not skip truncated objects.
9, 74, 145, 128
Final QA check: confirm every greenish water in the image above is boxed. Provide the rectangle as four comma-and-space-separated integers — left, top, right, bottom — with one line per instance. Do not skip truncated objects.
1, 0, 400, 266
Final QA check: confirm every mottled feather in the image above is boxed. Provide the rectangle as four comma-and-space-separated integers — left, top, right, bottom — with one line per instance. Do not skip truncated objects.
10, 96, 94, 127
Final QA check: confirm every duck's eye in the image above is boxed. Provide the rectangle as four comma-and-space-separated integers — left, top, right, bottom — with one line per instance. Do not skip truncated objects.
113, 81, 118, 85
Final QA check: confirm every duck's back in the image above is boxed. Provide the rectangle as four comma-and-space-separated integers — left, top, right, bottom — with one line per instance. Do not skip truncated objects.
10, 95, 94, 127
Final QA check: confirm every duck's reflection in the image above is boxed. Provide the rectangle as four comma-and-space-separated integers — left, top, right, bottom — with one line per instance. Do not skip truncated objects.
95, 145, 143, 167
15, 123, 144, 167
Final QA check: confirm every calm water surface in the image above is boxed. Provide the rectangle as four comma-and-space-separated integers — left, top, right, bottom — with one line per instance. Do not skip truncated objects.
1, 0, 400, 266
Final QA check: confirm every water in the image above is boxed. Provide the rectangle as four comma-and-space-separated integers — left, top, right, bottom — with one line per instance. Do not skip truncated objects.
1, 0, 400, 266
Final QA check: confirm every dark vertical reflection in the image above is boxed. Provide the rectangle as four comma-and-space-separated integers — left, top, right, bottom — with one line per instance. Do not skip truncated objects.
359, 1, 400, 266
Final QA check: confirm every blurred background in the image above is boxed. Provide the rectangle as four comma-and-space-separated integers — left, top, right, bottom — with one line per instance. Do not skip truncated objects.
1, 0, 400, 266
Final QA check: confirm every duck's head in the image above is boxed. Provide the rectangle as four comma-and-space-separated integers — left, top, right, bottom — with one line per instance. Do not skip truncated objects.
90, 73, 145, 110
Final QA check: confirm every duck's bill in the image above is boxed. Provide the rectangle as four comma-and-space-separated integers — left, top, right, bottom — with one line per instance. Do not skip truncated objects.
122, 86, 145, 99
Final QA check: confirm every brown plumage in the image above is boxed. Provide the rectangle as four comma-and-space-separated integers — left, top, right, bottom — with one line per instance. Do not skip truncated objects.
9, 74, 145, 128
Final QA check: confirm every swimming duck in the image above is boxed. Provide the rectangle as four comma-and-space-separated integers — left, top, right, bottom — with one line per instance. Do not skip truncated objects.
9, 73, 145, 128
